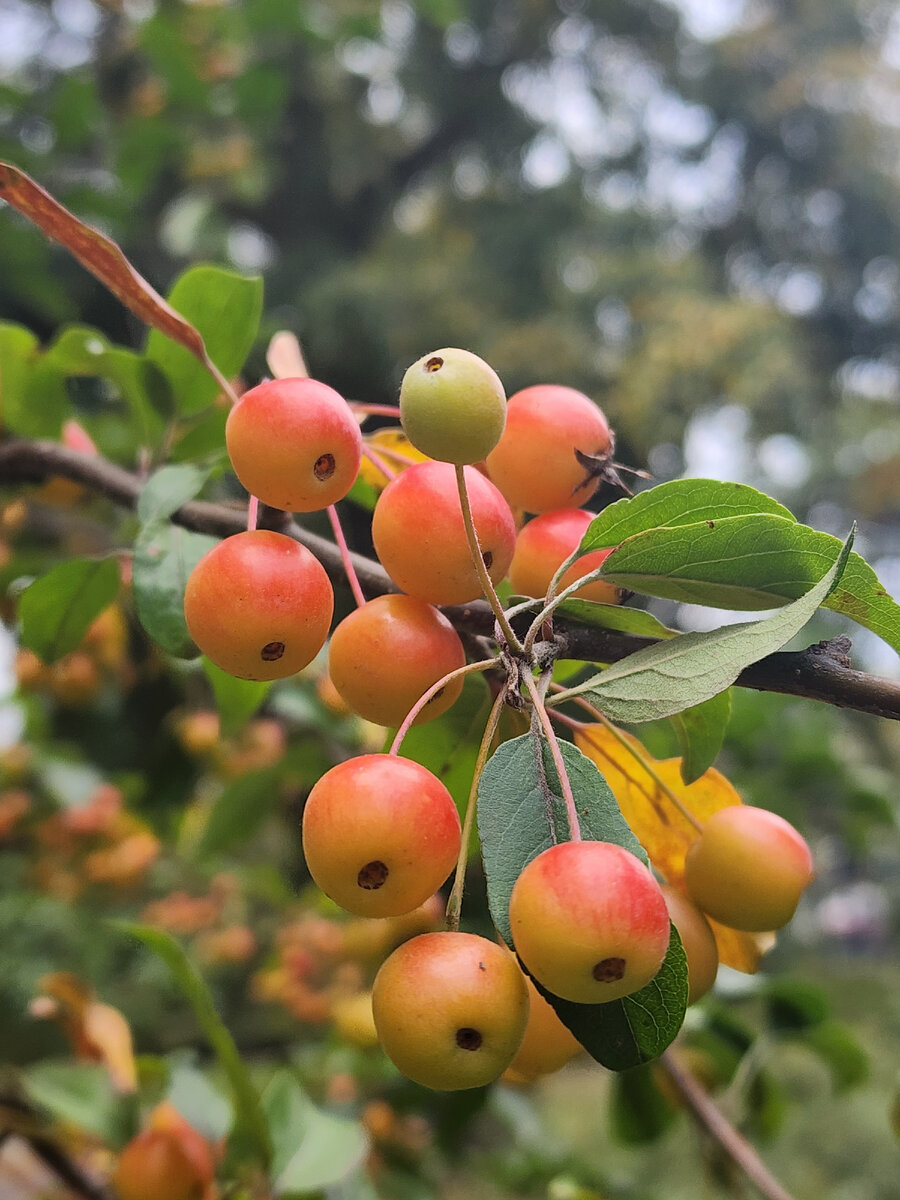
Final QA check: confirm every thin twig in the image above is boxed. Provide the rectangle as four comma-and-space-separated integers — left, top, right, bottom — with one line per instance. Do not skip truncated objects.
520, 669, 582, 841
326, 504, 365, 607
388, 658, 500, 755
454, 464, 522, 652
659, 1051, 797, 1200
445, 684, 508, 931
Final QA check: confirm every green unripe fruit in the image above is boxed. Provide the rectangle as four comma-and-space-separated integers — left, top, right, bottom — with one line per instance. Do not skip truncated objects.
399, 348, 506, 465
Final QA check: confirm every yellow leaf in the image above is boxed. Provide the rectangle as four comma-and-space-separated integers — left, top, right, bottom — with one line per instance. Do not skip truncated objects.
359, 429, 430, 491
574, 724, 770, 973
33, 973, 137, 1093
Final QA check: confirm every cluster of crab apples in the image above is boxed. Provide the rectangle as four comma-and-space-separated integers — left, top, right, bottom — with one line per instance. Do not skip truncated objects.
182, 347, 815, 1090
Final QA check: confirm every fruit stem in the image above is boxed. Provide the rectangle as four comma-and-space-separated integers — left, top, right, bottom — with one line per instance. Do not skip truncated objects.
360, 443, 398, 483
349, 402, 402, 419
326, 504, 366, 608
559, 693, 703, 834
521, 669, 582, 842
523, 561, 613, 654
453, 464, 523, 654
445, 683, 508, 932
389, 657, 501, 756
246, 495, 259, 532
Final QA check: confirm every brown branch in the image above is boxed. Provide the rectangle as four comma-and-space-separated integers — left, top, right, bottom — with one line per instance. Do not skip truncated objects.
2, 436, 899, 721
659, 1051, 796, 1200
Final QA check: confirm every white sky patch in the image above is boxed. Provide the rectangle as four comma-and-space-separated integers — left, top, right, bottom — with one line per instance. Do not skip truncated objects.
682, 404, 753, 481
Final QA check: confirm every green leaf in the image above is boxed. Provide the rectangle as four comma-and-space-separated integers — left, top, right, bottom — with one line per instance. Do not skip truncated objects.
580, 479, 796, 553
538, 927, 688, 1072
41, 325, 169, 447
552, 530, 854, 724
19, 557, 119, 663
763, 978, 829, 1032
146, 266, 263, 414
477, 733, 647, 948
610, 1061, 678, 1143
137, 463, 209, 524
167, 1058, 233, 1141
0, 322, 39, 428
263, 1070, 368, 1196
203, 656, 271, 738
132, 521, 218, 658
746, 1068, 787, 1140
114, 923, 271, 1167
669, 690, 732, 784
801, 1021, 869, 1092
581, 482, 900, 654
23, 1061, 137, 1146
555, 599, 676, 640
194, 766, 283, 859
394, 672, 492, 817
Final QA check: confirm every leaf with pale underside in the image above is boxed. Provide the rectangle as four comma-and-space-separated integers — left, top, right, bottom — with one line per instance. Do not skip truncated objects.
551, 530, 854, 724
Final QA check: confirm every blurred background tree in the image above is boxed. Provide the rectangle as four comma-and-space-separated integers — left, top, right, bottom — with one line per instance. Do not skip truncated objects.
3, 0, 899, 539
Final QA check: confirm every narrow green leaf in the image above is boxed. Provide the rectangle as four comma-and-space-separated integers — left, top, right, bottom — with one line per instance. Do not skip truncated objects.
137, 463, 209, 524
534, 925, 688, 1071
19, 557, 119, 663
203, 657, 271, 738
555, 599, 676, 640
263, 1070, 368, 1196
114, 922, 271, 1167
763, 978, 830, 1031
132, 521, 218, 658
610, 1061, 678, 1143
478, 733, 646, 947
553, 530, 855, 724
669, 690, 732, 785
146, 266, 263, 414
801, 1021, 869, 1092
23, 1061, 137, 1146
194, 766, 282, 859
0, 322, 39, 429
580, 479, 796, 553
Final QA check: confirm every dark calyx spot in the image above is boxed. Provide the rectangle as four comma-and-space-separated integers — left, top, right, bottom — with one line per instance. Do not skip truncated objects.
455, 1027, 482, 1051
357, 860, 389, 890
314, 453, 336, 481
482, 550, 493, 570
261, 641, 285, 662
593, 957, 626, 983
425, 356, 444, 373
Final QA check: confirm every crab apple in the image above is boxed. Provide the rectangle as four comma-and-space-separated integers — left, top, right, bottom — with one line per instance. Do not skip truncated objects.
661, 886, 719, 1005
328, 594, 465, 727
684, 806, 814, 932
301, 754, 460, 917
509, 841, 670, 1004
225, 377, 362, 512
399, 347, 506, 465
509, 508, 623, 604
372, 461, 516, 606
113, 1105, 214, 1200
504, 969, 583, 1083
184, 530, 333, 681
485, 384, 612, 513
372, 931, 529, 1090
